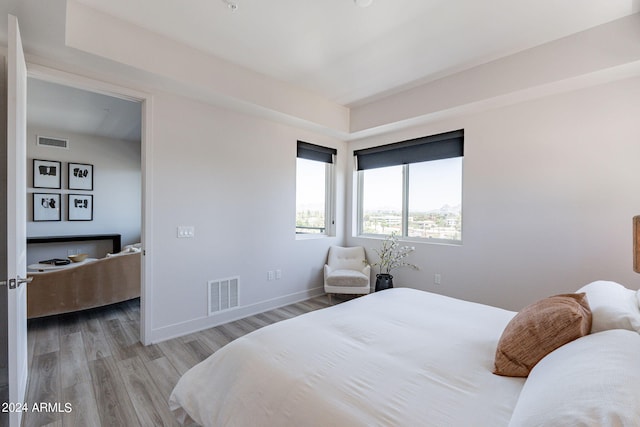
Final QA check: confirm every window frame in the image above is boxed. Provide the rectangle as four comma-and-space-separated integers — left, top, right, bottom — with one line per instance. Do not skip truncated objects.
296, 141, 336, 238
355, 130, 463, 244
357, 162, 462, 244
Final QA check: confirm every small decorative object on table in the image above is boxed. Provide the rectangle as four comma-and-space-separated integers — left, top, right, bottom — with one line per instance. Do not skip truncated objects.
68, 253, 89, 263
370, 232, 419, 291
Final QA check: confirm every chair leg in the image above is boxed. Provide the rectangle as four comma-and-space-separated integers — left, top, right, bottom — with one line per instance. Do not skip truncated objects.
328, 293, 332, 305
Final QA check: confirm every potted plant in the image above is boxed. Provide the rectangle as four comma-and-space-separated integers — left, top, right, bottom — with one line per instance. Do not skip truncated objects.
370, 232, 419, 291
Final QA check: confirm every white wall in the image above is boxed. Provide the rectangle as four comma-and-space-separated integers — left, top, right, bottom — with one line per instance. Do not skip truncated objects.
26, 127, 141, 260
149, 92, 345, 340
347, 76, 640, 311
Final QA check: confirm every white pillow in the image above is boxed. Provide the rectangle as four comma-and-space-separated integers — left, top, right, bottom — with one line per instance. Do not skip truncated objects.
508, 329, 640, 427
575, 280, 640, 333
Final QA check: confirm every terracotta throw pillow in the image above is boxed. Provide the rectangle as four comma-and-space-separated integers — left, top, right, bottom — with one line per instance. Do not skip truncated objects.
493, 293, 592, 377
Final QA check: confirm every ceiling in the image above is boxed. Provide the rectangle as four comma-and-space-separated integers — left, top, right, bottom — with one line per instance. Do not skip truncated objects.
7, 0, 640, 140
27, 78, 142, 142
71, 0, 639, 106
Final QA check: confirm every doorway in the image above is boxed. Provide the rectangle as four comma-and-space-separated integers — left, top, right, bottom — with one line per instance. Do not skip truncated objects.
24, 63, 152, 344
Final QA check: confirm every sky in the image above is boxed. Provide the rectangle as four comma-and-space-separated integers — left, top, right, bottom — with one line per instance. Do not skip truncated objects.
296, 157, 462, 212
362, 157, 462, 212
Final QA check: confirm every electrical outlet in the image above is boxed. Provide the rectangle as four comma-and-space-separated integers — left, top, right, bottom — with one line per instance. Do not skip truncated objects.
267, 271, 274, 281
275, 269, 282, 280
434, 273, 441, 285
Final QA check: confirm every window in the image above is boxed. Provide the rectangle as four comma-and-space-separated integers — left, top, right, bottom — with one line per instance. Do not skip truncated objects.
355, 130, 463, 242
296, 141, 336, 235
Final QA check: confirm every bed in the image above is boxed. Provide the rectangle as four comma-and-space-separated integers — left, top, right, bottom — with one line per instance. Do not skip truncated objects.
169, 283, 640, 426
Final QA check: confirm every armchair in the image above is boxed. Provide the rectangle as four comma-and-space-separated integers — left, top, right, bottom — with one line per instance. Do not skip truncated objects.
324, 246, 371, 304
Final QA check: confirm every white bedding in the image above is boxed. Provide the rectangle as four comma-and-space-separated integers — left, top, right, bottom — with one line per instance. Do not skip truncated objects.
169, 288, 525, 426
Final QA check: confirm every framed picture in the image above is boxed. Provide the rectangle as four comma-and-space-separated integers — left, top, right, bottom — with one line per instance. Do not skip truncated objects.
33, 193, 61, 221
33, 159, 61, 189
68, 162, 94, 190
68, 194, 93, 221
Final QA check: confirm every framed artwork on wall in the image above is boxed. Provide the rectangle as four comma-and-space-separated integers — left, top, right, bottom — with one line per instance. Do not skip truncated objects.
68, 162, 94, 190
33, 159, 62, 189
68, 194, 93, 221
33, 193, 61, 221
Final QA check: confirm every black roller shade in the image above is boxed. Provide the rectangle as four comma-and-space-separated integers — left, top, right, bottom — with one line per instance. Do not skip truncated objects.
354, 129, 463, 171
297, 141, 337, 164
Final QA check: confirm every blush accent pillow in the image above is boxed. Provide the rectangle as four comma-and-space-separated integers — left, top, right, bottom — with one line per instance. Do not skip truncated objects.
508, 330, 640, 427
575, 281, 640, 333
493, 293, 591, 377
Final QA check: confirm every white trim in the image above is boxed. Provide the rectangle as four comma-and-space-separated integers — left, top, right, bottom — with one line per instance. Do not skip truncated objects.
25, 63, 155, 345
150, 286, 325, 344
325, 160, 336, 236
140, 95, 154, 345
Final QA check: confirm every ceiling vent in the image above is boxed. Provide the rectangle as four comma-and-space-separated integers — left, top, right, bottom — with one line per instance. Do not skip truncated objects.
37, 136, 69, 149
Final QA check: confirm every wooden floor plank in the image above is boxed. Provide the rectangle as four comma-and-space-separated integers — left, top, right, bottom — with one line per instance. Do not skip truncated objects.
242, 314, 271, 329
145, 357, 183, 401
156, 339, 202, 376
101, 318, 138, 360
254, 312, 278, 326
23, 351, 61, 427
58, 311, 82, 337
279, 304, 307, 317
32, 317, 60, 357
261, 308, 292, 323
199, 327, 231, 349
81, 315, 112, 361
184, 339, 214, 364
88, 356, 141, 427
116, 356, 180, 427
61, 380, 101, 427
59, 332, 91, 389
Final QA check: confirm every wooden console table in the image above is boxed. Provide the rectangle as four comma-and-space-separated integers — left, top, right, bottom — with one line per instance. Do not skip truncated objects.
26, 234, 122, 254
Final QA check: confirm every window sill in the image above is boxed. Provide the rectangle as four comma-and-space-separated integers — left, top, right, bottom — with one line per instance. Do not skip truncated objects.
295, 233, 329, 241
356, 234, 462, 246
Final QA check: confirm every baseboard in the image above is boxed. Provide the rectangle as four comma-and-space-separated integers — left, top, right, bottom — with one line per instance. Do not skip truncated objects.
149, 286, 325, 343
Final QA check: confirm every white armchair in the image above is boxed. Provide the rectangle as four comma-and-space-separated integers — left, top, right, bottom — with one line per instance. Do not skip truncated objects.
324, 246, 371, 304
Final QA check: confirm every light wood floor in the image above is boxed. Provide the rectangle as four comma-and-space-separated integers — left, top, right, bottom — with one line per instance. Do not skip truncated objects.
22, 294, 337, 427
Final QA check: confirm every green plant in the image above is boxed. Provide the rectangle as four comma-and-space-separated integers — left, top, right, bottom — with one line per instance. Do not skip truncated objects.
370, 232, 419, 275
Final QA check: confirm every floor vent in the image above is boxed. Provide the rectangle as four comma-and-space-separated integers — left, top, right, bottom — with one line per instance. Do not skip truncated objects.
208, 276, 239, 315
37, 136, 69, 149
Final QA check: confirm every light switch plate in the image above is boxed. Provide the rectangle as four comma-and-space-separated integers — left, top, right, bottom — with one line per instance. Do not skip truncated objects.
177, 226, 195, 238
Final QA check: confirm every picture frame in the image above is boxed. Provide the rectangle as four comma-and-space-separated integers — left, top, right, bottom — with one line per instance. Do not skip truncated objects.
33, 159, 62, 189
33, 193, 61, 221
68, 162, 94, 190
68, 194, 93, 221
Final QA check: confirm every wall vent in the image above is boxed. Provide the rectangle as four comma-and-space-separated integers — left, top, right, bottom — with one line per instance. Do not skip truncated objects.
208, 276, 239, 315
37, 136, 69, 149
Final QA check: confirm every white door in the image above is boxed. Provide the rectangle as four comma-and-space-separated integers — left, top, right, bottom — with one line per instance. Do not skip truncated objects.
6, 14, 29, 427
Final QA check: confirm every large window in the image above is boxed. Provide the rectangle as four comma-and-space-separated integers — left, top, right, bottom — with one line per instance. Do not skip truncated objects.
296, 141, 336, 235
355, 130, 463, 242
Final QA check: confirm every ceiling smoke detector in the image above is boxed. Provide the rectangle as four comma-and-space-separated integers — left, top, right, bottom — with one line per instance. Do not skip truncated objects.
354, 0, 373, 7
222, 0, 238, 11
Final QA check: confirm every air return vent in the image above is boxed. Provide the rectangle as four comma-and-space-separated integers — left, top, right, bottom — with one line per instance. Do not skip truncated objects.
37, 136, 69, 149
208, 276, 239, 315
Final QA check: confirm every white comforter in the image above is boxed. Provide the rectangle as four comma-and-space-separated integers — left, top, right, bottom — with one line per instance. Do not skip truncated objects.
169, 288, 525, 426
